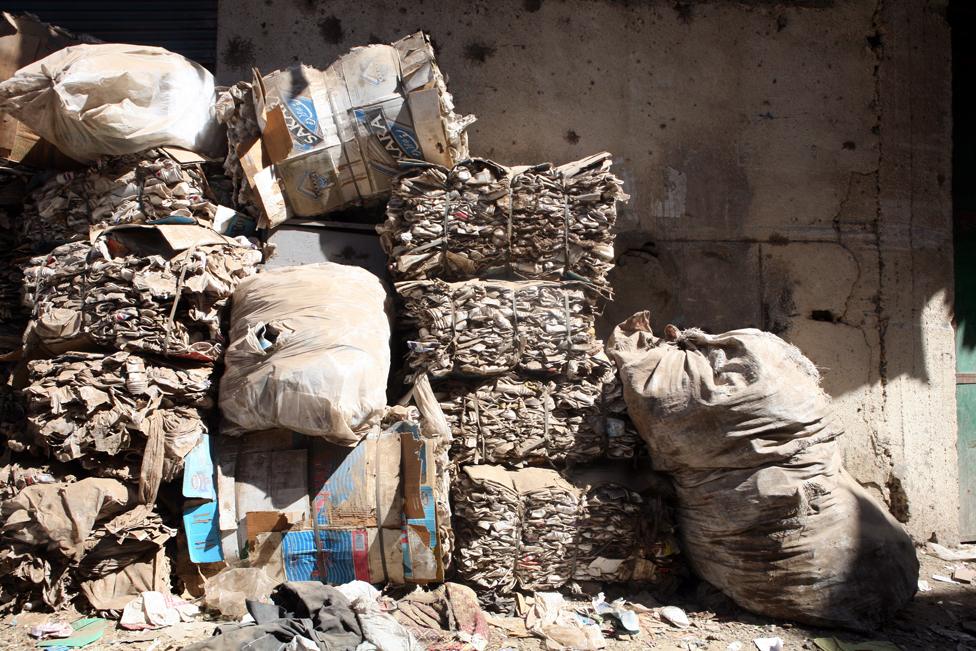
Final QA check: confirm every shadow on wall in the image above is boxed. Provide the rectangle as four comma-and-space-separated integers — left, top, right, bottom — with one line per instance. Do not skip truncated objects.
599, 231, 904, 405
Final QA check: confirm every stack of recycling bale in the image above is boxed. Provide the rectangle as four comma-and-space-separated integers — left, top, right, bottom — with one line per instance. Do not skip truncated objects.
380, 153, 682, 599
0, 148, 261, 613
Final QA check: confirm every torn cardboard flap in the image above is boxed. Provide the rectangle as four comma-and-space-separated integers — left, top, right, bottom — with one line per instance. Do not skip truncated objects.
94, 223, 243, 253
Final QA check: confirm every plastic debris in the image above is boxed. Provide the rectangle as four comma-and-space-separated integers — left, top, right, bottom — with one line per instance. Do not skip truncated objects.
659, 605, 690, 629
120, 591, 200, 630
36, 618, 109, 648
754, 637, 784, 651
591, 593, 640, 634
30, 621, 74, 639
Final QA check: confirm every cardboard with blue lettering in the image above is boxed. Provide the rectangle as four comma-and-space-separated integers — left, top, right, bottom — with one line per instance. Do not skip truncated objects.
182, 434, 223, 563
250, 31, 474, 225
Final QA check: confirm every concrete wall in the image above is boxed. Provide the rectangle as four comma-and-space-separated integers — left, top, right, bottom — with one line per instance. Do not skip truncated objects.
217, 0, 958, 542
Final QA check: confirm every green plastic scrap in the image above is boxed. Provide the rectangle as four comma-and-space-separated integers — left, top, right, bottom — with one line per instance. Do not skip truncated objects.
813, 637, 901, 651
37, 618, 109, 648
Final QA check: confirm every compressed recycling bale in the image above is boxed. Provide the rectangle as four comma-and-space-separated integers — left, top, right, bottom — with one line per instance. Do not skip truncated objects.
214, 81, 261, 219
439, 368, 641, 467
379, 153, 627, 291
452, 465, 520, 593
220, 262, 390, 444
515, 468, 577, 590
452, 465, 676, 594
398, 279, 602, 380
19, 150, 217, 252
0, 210, 27, 354
607, 312, 919, 630
22, 226, 262, 361
24, 351, 211, 487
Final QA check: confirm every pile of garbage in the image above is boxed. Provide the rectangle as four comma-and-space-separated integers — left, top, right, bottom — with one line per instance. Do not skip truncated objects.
0, 10, 923, 650
0, 14, 266, 620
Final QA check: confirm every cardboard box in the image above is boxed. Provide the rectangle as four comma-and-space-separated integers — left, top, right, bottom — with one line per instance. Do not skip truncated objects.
310, 428, 402, 529
248, 32, 473, 227
210, 422, 448, 584
280, 528, 404, 584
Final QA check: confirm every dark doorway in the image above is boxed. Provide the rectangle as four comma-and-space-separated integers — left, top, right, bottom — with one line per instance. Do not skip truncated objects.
1, 1, 217, 71
950, 0, 976, 541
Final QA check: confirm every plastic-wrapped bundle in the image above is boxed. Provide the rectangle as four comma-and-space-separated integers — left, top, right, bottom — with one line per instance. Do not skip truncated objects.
608, 313, 919, 629
22, 226, 262, 361
379, 153, 626, 291
19, 151, 217, 252
452, 465, 672, 593
214, 81, 261, 218
440, 368, 641, 467
24, 352, 211, 485
220, 263, 390, 444
398, 279, 600, 379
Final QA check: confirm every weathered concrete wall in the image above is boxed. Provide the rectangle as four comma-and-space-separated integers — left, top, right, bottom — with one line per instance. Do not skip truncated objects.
217, 0, 957, 542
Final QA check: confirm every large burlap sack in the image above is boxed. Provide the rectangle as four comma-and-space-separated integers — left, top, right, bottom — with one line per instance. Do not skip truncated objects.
0, 44, 221, 162
219, 263, 390, 445
607, 311, 917, 630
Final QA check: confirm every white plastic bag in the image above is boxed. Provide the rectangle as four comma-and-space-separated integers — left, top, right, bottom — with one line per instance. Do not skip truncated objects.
220, 263, 390, 445
0, 44, 221, 162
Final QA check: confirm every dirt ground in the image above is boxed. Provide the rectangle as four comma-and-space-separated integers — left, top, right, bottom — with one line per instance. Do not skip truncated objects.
0, 548, 973, 650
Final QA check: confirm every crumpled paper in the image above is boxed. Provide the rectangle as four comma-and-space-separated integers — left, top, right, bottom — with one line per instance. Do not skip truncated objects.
19, 150, 217, 251
214, 81, 261, 219
453, 465, 675, 593
0, 478, 173, 612
525, 592, 606, 651
398, 279, 602, 379
439, 367, 641, 467
23, 233, 262, 361
379, 153, 627, 292
24, 351, 211, 484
